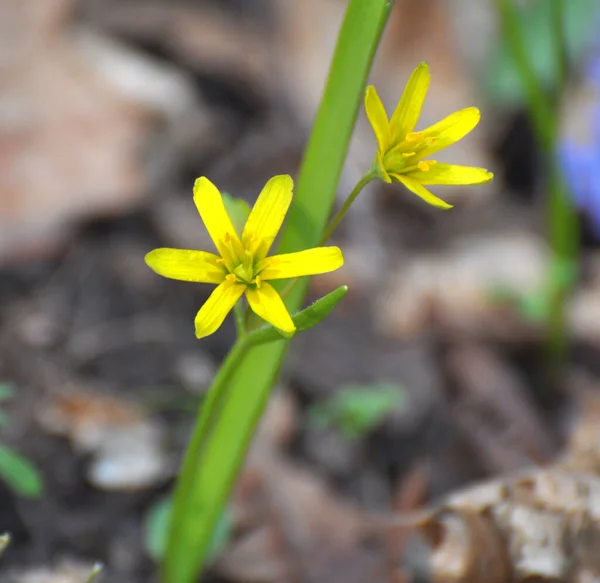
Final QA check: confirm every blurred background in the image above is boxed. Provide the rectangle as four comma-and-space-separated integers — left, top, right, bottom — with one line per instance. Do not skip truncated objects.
1, 0, 600, 581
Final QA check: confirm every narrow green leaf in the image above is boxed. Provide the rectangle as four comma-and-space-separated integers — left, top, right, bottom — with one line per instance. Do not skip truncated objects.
0, 444, 43, 498
249, 285, 348, 345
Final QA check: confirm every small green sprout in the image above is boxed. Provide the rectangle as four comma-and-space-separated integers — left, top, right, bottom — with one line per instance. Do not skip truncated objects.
309, 382, 406, 440
144, 495, 230, 563
0, 383, 43, 498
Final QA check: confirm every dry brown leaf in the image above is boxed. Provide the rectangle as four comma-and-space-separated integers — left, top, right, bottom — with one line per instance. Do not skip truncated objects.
217, 392, 386, 583
86, 1, 271, 97
37, 390, 171, 491
386, 390, 600, 582
376, 232, 548, 340
446, 344, 557, 473
0, 0, 196, 263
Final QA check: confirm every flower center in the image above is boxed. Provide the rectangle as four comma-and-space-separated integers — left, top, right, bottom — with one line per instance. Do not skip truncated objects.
233, 262, 254, 284
222, 246, 264, 288
382, 133, 439, 172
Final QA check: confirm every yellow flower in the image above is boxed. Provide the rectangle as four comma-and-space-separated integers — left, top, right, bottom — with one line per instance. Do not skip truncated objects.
365, 62, 493, 209
145, 175, 344, 339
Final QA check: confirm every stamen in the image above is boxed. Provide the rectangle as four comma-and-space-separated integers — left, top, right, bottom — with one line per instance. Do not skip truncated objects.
224, 232, 231, 243
402, 152, 416, 158
405, 132, 422, 142
418, 161, 430, 172
225, 273, 237, 282
216, 258, 226, 264
255, 276, 262, 289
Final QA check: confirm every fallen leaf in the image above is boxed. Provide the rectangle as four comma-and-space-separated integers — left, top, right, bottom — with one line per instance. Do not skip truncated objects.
37, 390, 171, 491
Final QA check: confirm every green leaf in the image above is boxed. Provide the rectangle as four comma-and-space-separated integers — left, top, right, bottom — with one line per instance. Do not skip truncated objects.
0, 444, 43, 498
222, 193, 251, 235
0, 384, 14, 402
145, 495, 230, 563
309, 382, 406, 439
485, 0, 596, 106
249, 285, 348, 345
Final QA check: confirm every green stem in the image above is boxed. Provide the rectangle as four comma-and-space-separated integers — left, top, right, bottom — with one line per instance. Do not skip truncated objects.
233, 301, 246, 338
276, 171, 378, 303
545, 0, 577, 370
551, 0, 567, 106
319, 171, 378, 245
497, 0, 577, 373
164, 337, 250, 574
496, 0, 556, 150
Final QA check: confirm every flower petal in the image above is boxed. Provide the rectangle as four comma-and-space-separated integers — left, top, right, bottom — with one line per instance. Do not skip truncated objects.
416, 107, 481, 158
193, 177, 242, 261
246, 282, 295, 334
365, 86, 390, 153
390, 173, 453, 209
389, 62, 430, 143
242, 175, 293, 261
257, 247, 344, 280
145, 248, 226, 283
194, 280, 246, 339
406, 163, 493, 185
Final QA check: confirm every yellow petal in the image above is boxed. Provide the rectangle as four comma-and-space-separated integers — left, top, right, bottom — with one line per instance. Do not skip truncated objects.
365, 86, 390, 153
390, 173, 453, 209
416, 107, 481, 159
242, 175, 293, 261
145, 248, 226, 283
194, 280, 246, 339
193, 177, 242, 261
246, 282, 295, 334
257, 247, 344, 280
389, 62, 430, 143
406, 163, 493, 185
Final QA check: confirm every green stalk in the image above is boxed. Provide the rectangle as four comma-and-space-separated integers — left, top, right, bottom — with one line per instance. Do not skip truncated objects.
162, 1, 393, 582
275, 171, 378, 304
497, 0, 577, 369
320, 171, 378, 245
546, 0, 577, 367
496, 0, 555, 149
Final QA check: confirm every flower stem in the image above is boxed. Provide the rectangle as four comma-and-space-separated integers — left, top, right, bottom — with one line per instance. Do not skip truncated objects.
319, 171, 378, 245
496, 0, 578, 377
233, 301, 246, 338
274, 171, 379, 304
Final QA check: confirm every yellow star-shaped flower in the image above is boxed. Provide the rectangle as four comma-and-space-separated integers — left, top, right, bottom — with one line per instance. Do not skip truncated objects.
365, 62, 493, 209
145, 175, 344, 339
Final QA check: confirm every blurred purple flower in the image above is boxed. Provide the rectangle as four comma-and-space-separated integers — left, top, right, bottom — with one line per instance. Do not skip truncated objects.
560, 45, 600, 237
